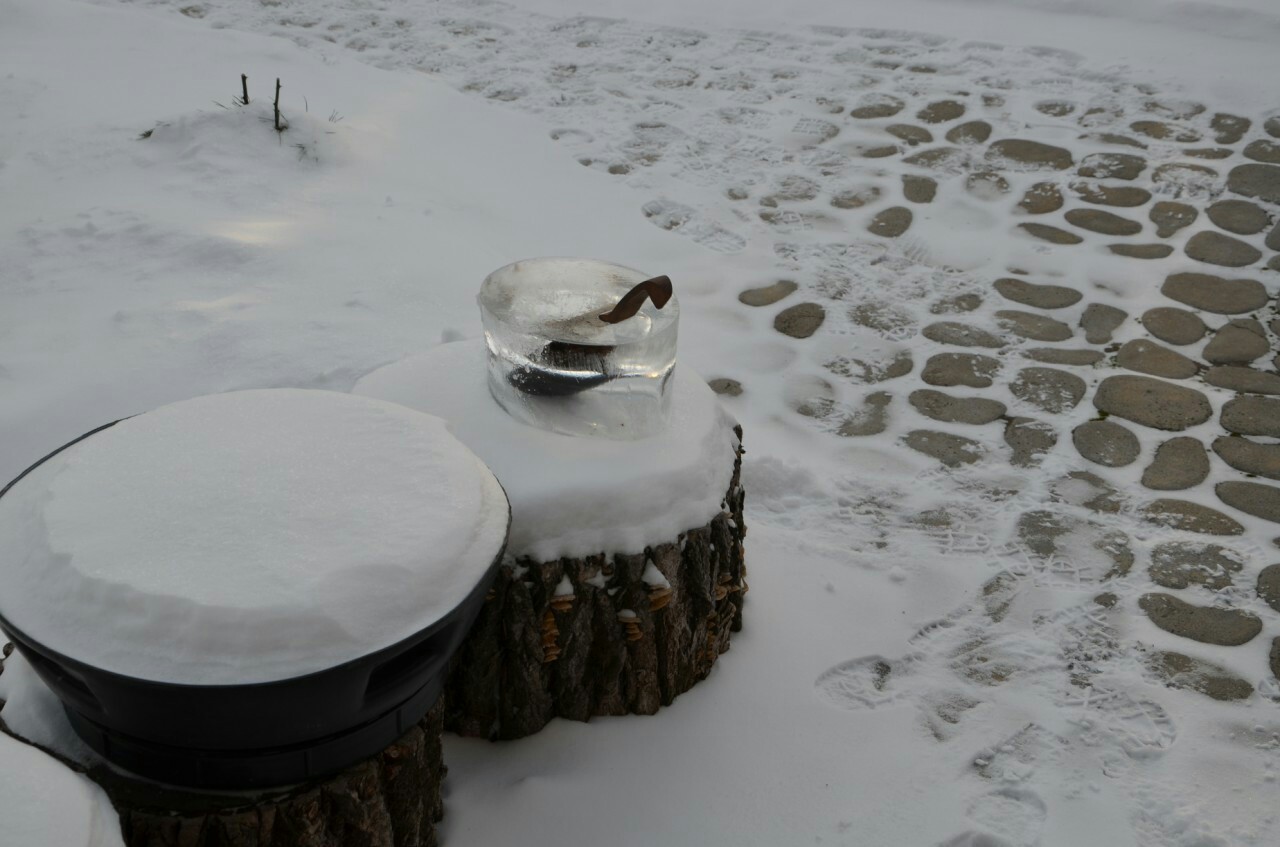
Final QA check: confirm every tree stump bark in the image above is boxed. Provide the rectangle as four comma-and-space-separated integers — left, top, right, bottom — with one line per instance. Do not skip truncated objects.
0, 696, 446, 847
445, 426, 747, 739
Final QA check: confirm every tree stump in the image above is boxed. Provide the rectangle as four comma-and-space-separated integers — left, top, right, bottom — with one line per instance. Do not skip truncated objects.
446, 426, 747, 739
0, 692, 446, 847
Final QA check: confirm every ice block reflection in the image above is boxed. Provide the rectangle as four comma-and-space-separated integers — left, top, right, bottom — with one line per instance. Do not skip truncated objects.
477, 258, 679, 440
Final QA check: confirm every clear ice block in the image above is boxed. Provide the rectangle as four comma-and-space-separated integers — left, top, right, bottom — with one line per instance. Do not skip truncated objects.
478, 257, 679, 440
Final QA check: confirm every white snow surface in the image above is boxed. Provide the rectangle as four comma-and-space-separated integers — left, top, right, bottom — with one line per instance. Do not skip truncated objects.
354, 339, 737, 561
2, 0, 1280, 844
0, 731, 123, 847
0, 390, 510, 684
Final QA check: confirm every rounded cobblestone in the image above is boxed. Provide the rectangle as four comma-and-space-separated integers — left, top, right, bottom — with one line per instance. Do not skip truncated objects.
1108, 243, 1173, 259
774, 302, 826, 338
1010, 367, 1086, 413
1205, 200, 1271, 235
1212, 436, 1280, 481
902, 430, 984, 466
908, 389, 1006, 424
1149, 541, 1243, 590
1004, 417, 1057, 468
886, 123, 933, 146
1210, 113, 1251, 145
867, 206, 914, 238
1142, 437, 1210, 490
921, 352, 1000, 388
1243, 139, 1280, 164
1140, 499, 1245, 535
1079, 303, 1128, 345
1139, 594, 1261, 646
1018, 223, 1083, 245
945, 120, 992, 145
992, 277, 1082, 310
996, 310, 1073, 342
1018, 183, 1064, 214
1221, 396, 1280, 437
1064, 208, 1143, 236
1073, 420, 1141, 467
1150, 201, 1198, 238
1140, 307, 1207, 346
739, 280, 798, 306
1070, 182, 1152, 207
917, 100, 966, 124
850, 95, 905, 119
1184, 231, 1264, 268
1257, 564, 1280, 613
1160, 272, 1268, 314
1077, 152, 1146, 180
708, 378, 744, 397
901, 175, 937, 204
988, 139, 1074, 171
1216, 481, 1280, 525
1116, 339, 1199, 379
923, 321, 1007, 349
1094, 375, 1212, 431
1202, 320, 1269, 365
1130, 121, 1200, 142
1227, 163, 1280, 204
1021, 348, 1104, 365
1147, 651, 1252, 701
1203, 367, 1280, 395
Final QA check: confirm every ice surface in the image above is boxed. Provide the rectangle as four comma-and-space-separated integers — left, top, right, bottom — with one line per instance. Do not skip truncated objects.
0, 390, 509, 684
354, 339, 737, 562
479, 258, 680, 439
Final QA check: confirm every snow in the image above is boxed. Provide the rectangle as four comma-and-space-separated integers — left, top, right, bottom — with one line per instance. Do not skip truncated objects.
2, 0, 1279, 843
0, 732, 123, 847
0, 389, 509, 685
353, 339, 738, 562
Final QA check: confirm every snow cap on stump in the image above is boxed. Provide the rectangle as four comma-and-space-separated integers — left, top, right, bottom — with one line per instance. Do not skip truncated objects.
0, 389, 509, 685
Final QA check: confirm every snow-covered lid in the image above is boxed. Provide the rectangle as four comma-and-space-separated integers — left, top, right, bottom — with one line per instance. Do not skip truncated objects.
478, 257, 679, 346
354, 340, 737, 562
0, 389, 509, 685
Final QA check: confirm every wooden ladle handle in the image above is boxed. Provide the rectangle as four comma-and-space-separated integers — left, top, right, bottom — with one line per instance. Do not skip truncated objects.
598, 275, 673, 324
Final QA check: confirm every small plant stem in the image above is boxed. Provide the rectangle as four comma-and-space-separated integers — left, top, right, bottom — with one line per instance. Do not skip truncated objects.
274, 78, 283, 132
241, 74, 249, 105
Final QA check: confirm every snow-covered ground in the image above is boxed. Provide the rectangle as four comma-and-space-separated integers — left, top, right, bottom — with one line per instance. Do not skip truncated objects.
2, 0, 1279, 844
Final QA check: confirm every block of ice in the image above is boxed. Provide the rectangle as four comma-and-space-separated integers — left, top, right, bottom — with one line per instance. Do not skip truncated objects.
478, 257, 679, 439
0, 389, 509, 685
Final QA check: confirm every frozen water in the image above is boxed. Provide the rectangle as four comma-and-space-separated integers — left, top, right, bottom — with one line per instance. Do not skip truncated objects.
0, 390, 509, 685
478, 257, 679, 439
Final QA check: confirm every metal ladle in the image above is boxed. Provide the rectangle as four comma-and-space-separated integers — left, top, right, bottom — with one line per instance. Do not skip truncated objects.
508, 275, 674, 397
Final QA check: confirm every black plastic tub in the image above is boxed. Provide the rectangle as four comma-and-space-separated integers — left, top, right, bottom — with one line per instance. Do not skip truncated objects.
0, 419, 508, 790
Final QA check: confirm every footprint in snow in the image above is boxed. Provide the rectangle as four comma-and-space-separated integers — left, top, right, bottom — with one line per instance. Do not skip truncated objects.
641, 199, 747, 253
814, 654, 909, 710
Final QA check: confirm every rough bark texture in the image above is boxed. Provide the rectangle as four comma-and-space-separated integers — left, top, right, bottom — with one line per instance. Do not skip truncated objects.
445, 426, 747, 739
1, 696, 446, 847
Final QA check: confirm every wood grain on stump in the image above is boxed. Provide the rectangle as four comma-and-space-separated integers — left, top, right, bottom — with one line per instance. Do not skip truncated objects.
446, 427, 747, 740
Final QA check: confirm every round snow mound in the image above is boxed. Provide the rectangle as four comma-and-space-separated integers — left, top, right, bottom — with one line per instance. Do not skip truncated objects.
0, 389, 509, 685
354, 339, 738, 562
